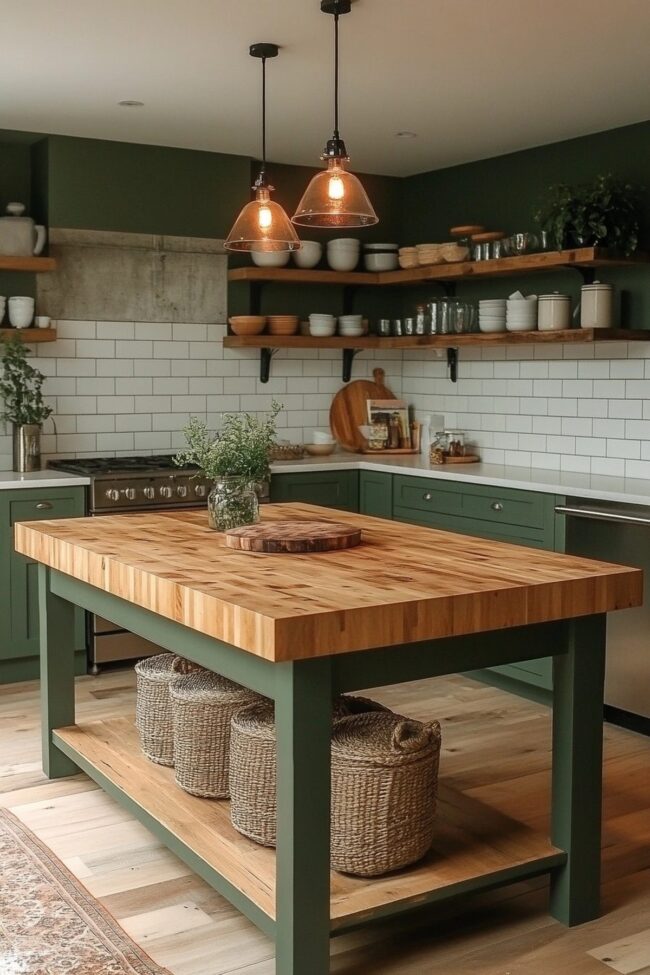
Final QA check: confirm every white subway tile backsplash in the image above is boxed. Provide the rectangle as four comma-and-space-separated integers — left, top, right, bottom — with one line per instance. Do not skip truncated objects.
116, 340, 153, 359
56, 357, 96, 377
97, 321, 135, 340
607, 438, 640, 459
97, 396, 135, 414
57, 320, 96, 339
135, 322, 172, 340
592, 457, 626, 476
96, 432, 135, 452
77, 339, 114, 358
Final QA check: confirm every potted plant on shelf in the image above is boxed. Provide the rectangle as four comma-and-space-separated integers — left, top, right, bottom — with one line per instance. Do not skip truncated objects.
0, 336, 52, 472
534, 174, 641, 255
176, 401, 281, 531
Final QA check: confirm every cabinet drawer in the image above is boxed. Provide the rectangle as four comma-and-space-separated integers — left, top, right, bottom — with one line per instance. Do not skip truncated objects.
270, 471, 359, 511
393, 476, 551, 532
10, 495, 82, 532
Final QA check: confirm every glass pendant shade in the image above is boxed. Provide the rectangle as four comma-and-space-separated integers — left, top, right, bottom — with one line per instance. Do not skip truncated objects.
293, 158, 378, 227
225, 184, 301, 252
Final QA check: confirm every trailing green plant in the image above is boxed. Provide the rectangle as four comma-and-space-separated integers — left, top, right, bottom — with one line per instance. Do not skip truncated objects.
175, 401, 282, 483
0, 336, 53, 426
534, 174, 640, 255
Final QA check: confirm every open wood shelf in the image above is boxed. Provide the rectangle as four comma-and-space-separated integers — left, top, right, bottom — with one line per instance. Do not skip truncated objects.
224, 328, 649, 351
228, 248, 650, 289
0, 327, 57, 343
0, 255, 57, 273
53, 717, 565, 931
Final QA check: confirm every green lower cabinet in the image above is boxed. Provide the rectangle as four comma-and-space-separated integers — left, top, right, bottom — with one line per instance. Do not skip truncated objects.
1, 486, 87, 684
359, 470, 392, 518
270, 470, 359, 511
392, 475, 561, 695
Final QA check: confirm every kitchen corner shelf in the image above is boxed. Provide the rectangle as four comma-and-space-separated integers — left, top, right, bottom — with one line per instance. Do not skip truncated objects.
0, 327, 57, 343
0, 255, 57, 273
223, 329, 650, 384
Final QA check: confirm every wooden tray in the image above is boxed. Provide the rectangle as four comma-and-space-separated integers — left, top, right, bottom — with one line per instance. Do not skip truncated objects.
225, 520, 362, 554
442, 454, 481, 464
330, 367, 395, 452
361, 448, 420, 456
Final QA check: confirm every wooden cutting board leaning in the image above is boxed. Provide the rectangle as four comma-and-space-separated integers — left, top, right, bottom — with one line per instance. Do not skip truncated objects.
330, 367, 395, 452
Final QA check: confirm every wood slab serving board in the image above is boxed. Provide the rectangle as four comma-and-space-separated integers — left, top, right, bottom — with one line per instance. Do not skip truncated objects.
330, 367, 395, 452
225, 520, 362, 553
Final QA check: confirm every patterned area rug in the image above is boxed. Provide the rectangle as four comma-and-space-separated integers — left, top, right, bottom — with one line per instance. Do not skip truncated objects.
0, 808, 171, 975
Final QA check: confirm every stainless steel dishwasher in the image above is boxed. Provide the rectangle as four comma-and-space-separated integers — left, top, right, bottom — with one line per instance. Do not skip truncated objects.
556, 499, 650, 726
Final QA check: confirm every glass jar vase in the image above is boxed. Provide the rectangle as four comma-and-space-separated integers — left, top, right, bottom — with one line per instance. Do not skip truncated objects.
207, 477, 260, 532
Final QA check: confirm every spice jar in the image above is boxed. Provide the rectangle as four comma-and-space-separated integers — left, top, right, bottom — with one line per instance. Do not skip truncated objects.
368, 419, 388, 450
444, 430, 465, 458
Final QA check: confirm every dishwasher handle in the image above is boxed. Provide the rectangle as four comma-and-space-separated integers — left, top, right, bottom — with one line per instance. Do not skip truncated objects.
554, 504, 650, 528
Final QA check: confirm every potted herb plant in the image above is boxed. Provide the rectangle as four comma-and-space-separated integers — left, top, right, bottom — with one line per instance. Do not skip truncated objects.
534, 174, 641, 255
0, 337, 53, 472
176, 401, 281, 531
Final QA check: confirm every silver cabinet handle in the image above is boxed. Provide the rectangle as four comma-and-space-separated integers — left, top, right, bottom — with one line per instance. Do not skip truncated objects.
491, 501, 504, 512
555, 504, 650, 527
35, 502, 53, 510
423, 492, 432, 501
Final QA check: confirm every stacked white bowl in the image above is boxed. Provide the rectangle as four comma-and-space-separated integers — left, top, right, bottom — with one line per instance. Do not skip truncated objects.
327, 237, 360, 272
478, 299, 507, 333
251, 249, 290, 268
293, 240, 322, 269
363, 243, 399, 272
506, 293, 538, 332
309, 313, 336, 337
338, 314, 364, 337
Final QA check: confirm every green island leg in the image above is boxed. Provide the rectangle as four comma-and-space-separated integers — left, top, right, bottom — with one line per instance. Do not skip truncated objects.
550, 613, 607, 926
275, 658, 332, 975
38, 564, 79, 778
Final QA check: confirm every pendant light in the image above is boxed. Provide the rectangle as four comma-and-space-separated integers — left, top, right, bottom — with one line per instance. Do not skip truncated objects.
225, 44, 301, 252
292, 0, 378, 229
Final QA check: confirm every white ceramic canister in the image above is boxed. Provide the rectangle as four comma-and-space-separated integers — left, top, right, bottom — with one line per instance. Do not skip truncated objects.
537, 293, 571, 331
580, 281, 613, 329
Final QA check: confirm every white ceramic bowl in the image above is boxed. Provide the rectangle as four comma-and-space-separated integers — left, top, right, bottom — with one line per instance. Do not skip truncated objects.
339, 328, 364, 338
364, 242, 398, 252
312, 429, 335, 444
479, 320, 507, 333
327, 251, 359, 272
338, 315, 363, 326
364, 252, 399, 272
251, 250, 290, 268
309, 323, 336, 337
293, 240, 322, 269
328, 238, 360, 249
309, 313, 335, 325
506, 320, 537, 332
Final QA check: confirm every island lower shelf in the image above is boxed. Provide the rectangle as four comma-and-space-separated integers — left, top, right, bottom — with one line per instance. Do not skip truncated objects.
53, 716, 565, 932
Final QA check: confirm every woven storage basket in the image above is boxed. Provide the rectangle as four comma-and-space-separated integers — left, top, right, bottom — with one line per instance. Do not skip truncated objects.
135, 654, 202, 766
331, 711, 442, 876
171, 671, 262, 798
229, 694, 390, 848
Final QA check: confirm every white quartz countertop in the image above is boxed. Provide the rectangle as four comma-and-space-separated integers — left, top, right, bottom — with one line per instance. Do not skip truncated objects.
0, 470, 90, 490
271, 453, 650, 507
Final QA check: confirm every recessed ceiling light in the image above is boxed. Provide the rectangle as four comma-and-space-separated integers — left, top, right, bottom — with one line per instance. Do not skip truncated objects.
118, 99, 144, 108
396, 130, 417, 139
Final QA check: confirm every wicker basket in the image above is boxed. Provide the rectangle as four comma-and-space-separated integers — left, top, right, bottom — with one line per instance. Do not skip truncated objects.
135, 654, 202, 766
228, 694, 391, 848
331, 711, 442, 876
171, 671, 262, 798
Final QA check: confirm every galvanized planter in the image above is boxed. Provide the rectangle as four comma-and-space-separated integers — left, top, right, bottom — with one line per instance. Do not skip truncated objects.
12, 423, 41, 472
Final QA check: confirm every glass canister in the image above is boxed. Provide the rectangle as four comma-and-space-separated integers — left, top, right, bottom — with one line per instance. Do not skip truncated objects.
207, 476, 260, 532
444, 430, 466, 457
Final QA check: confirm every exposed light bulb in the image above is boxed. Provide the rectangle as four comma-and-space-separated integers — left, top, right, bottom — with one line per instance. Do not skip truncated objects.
328, 174, 345, 201
258, 205, 273, 230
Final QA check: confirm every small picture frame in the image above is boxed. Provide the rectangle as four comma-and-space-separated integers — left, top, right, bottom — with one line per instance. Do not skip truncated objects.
367, 399, 411, 448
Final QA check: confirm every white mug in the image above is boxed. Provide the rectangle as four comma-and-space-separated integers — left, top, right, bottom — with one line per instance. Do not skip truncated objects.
35, 315, 51, 329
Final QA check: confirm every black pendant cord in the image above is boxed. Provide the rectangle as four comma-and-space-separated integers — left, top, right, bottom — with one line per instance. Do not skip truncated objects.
260, 55, 267, 183
333, 12, 340, 141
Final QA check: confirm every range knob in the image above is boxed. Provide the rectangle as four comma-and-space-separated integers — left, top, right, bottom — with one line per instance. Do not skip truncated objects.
176, 485, 188, 498
194, 484, 207, 498
159, 485, 173, 499
105, 488, 120, 502
124, 487, 136, 501
143, 486, 155, 500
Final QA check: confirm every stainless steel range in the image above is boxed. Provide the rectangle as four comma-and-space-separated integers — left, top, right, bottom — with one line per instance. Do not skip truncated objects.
48, 455, 211, 671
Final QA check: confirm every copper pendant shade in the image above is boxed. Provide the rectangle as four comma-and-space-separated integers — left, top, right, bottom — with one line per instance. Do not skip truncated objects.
225, 44, 301, 253
292, 1, 378, 229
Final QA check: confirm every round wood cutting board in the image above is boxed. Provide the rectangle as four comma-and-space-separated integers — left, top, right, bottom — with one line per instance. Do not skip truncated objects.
330, 367, 395, 452
225, 520, 362, 554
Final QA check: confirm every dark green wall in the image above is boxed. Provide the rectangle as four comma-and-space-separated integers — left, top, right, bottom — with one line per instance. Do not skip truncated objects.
400, 120, 650, 326
45, 136, 252, 238
0, 142, 31, 214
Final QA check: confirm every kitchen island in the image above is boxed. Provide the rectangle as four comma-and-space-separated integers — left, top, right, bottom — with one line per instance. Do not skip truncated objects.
15, 503, 642, 975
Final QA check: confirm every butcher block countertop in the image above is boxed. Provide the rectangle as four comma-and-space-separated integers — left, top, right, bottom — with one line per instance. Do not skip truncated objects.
15, 503, 642, 662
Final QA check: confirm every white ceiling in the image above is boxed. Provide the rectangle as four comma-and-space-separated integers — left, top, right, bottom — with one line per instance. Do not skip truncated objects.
2, 0, 650, 177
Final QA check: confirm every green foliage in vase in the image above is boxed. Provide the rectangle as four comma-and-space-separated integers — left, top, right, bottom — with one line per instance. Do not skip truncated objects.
534, 174, 641, 256
176, 401, 282, 483
0, 337, 53, 426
